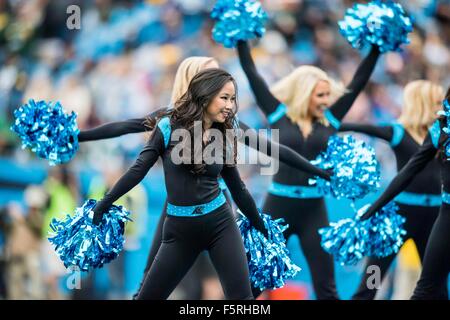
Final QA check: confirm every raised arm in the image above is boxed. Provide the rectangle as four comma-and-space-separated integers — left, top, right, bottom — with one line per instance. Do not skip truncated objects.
329, 46, 381, 122
238, 121, 330, 180
78, 108, 166, 142
220, 165, 267, 237
360, 133, 438, 220
92, 128, 165, 224
236, 41, 281, 117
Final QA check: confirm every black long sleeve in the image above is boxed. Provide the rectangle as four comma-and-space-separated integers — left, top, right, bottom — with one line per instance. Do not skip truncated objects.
360, 133, 438, 220
78, 109, 165, 142
329, 46, 380, 121
237, 41, 281, 116
339, 123, 393, 142
220, 165, 267, 236
238, 121, 330, 180
78, 118, 148, 142
92, 129, 164, 221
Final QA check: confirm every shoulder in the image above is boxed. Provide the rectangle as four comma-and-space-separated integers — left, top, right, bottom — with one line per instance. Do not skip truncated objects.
389, 122, 405, 147
156, 116, 172, 149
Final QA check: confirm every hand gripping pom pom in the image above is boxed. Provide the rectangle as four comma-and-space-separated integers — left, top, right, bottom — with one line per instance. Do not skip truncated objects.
319, 202, 406, 266
237, 210, 301, 291
48, 199, 132, 271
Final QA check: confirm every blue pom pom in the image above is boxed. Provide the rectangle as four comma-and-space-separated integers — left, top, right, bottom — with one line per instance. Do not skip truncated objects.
319, 202, 406, 266
48, 199, 132, 271
237, 210, 301, 291
309, 135, 381, 201
211, 0, 268, 48
438, 100, 450, 159
358, 202, 406, 258
10, 99, 79, 166
339, 0, 413, 53
318, 218, 368, 266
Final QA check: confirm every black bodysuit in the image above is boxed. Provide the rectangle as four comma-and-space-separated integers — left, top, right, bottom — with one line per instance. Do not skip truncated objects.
79, 110, 329, 298
92, 116, 269, 299
339, 122, 444, 299
237, 40, 380, 299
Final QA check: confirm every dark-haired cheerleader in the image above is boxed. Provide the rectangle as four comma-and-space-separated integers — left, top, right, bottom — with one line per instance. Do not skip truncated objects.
91, 68, 315, 299
78, 56, 330, 298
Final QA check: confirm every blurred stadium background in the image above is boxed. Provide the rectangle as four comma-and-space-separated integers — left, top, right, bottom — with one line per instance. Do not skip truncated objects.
0, 0, 449, 299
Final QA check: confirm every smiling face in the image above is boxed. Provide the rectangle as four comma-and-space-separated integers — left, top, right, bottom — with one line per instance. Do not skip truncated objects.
204, 81, 236, 124
308, 80, 331, 119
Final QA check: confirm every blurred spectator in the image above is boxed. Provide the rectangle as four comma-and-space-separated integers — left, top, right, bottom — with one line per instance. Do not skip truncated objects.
4, 196, 44, 299
41, 166, 79, 299
0, 205, 9, 299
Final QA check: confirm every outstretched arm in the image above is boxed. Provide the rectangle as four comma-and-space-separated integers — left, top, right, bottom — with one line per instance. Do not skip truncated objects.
78, 118, 147, 142
339, 123, 394, 143
360, 133, 438, 220
238, 121, 330, 180
78, 108, 166, 142
92, 128, 164, 224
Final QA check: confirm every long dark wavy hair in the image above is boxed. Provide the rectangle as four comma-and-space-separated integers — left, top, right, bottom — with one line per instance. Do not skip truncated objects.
146, 68, 239, 174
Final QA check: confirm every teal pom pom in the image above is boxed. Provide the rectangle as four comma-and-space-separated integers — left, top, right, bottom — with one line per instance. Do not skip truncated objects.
10, 99, 79, 165
48, 199, 132, 271
309, 135, 381, 201
211, 0, 268, 48
237, 210, 301, 291
358, 202, 407, 258
319, 218, 368, 266
319, 202, 406, 266
339, 0, 413, 53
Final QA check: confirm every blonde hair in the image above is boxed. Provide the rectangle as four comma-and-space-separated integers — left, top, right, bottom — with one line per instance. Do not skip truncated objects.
170, 56, 218, 104
270, 65, 346, 124
398, 80, 444, 139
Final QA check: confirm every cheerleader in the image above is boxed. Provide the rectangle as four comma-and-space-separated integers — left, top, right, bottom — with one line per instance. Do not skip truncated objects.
235, 40, 380, 299
359, 89, 450, 300
92, 68, 270, 299
339, 80, 446, 299
77, 56, 330, 298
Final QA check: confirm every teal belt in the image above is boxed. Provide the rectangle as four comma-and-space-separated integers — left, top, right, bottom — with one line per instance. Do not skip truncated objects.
443, 191, 450, 205
394, 191, 442, 207
167, 191, 226, 217
268, 182, 323, 199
